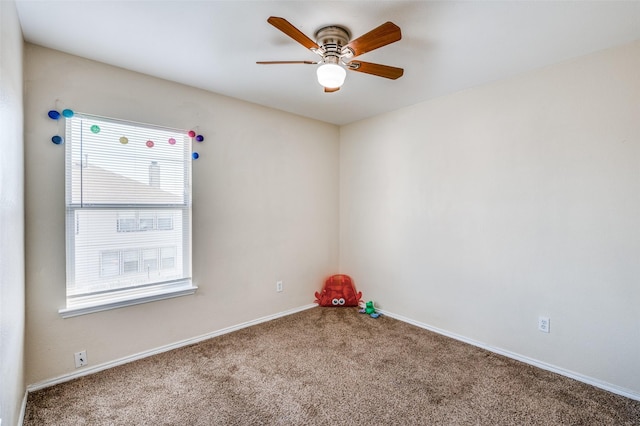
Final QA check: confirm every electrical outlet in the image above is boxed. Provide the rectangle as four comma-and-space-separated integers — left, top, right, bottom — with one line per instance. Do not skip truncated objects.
74, 350, 88, 368
538, 317, 550, 333
276, 280, 283, 292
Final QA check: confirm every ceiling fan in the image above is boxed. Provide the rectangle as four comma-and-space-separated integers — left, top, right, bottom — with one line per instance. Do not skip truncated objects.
257, 16, 403, 93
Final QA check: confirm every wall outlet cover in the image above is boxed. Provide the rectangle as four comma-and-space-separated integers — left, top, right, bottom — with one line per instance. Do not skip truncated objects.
538, 317, 550, 333
74, 350, 88, 368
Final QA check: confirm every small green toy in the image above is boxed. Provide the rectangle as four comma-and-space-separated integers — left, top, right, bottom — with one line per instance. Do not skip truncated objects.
359, 300, 380, 318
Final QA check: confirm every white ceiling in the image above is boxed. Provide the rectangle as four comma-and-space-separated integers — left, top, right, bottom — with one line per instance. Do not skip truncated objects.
15, 0, 640, 125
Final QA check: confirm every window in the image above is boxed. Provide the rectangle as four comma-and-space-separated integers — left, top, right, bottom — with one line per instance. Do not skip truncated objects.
117, 212, 138, 232
117, 212, 171, 232
100, 251, 120, 278
139, 215, 154, 231
161, 247, 176, 270
157, 215, 174, 231
60, 114, 196, 317
142, 248, 158, 273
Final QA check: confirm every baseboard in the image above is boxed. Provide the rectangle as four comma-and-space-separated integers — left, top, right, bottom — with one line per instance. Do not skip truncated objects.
379, 309, 640, 402
27, 303, 317, 392
18, 388, 28, 425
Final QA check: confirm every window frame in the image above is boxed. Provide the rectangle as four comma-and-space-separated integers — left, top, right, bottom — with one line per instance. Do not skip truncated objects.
59, 113, 196, 318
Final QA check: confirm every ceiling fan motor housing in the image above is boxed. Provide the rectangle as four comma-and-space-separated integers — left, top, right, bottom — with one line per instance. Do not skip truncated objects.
315, 25, 351, 64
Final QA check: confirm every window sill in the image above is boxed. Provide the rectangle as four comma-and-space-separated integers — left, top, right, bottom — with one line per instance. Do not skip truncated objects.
59, 283, 198, 318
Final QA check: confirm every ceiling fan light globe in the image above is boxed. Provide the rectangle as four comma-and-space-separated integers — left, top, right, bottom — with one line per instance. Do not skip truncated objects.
317, 63, 346, 89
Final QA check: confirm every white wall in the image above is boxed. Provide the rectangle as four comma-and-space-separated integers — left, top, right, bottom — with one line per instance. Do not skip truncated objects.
0, 0, 26, 424
24, 44, 339, 384
340, 41, 640, 395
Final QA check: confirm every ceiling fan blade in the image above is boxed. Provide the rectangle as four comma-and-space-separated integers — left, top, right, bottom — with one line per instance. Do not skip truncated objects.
267, 16, 320, 51
343, 22, 401, 57
346, 61, 404, 79
257, 61, 318, 65
324, 87, 340, 93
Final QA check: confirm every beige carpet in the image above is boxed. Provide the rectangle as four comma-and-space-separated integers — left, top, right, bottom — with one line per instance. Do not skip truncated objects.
24, 307, 640, 425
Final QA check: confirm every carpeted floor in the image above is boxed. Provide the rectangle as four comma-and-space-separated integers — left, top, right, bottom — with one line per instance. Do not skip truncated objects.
24, 307, 640, 425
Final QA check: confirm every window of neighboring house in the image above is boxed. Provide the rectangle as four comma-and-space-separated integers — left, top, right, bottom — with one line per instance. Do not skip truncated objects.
122, 250, 140, 274
139, 215, 155, 231
117, 212, 164, 232
161, 247, 176, 270
157, 215, 174, 230
117, 212, 138, 232
60, 113, 196, 317
100, 251, 120, 278
142, 248, 159, 273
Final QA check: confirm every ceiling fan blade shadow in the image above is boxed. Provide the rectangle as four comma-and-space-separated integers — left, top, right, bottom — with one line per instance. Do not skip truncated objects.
267, 16, 320, 51
343, 22, 401, 57
346, 61, 404, 79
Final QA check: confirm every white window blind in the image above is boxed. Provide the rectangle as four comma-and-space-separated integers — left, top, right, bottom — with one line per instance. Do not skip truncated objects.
61, 114, 195, 317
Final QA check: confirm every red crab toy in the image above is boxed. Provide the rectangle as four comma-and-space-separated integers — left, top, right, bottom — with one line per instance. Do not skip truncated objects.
315, 274, 362, 307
